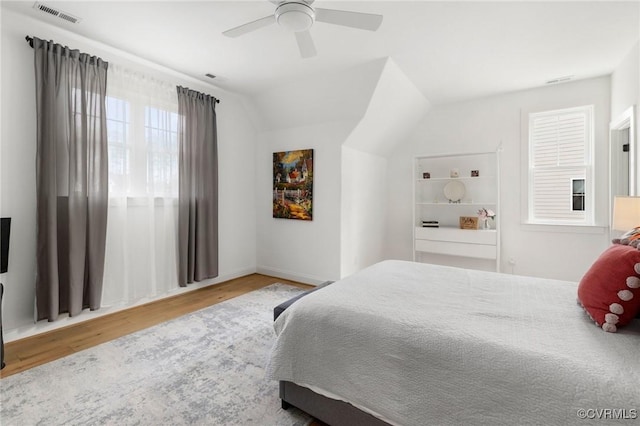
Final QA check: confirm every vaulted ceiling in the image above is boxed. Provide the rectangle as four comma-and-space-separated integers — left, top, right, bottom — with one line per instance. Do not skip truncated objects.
3, 1, 639, 105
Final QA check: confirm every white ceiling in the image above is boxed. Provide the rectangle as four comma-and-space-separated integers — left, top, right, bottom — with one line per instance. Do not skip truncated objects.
3, 0, 639, 105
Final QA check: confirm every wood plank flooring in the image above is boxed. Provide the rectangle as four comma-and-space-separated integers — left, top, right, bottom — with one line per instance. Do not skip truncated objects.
0, 273, 311, 378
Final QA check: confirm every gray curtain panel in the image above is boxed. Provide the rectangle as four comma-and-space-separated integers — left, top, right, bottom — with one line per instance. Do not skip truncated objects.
33, 37, 109, 321
176, 87, 219, 286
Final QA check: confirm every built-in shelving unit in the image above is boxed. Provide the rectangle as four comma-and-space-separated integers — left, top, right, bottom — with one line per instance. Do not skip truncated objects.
413, 149, 501, 271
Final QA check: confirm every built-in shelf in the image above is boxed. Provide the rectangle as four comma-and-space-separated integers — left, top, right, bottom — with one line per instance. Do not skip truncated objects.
416, 176, 496, 182
413, 149, 501, 271
416, 202, 496, 206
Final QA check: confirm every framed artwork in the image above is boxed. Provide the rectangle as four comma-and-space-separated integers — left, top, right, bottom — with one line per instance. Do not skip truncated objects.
273, 149, 313, 220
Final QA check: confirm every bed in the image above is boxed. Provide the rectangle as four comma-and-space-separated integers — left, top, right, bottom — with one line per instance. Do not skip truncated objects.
267, 259, 640, 425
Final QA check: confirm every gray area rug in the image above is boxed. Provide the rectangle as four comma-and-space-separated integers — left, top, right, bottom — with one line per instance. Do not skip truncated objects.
1, 284, 311, 426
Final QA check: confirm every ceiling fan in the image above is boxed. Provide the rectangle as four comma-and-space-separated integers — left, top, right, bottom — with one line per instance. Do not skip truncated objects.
222, 0, 383, 58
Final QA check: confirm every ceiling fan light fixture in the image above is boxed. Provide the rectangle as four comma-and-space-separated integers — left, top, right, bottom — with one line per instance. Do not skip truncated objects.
275, 2, 315, 32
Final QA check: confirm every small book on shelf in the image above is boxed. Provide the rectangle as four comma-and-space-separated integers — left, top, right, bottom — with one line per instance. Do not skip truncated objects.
422, 220, 439, 228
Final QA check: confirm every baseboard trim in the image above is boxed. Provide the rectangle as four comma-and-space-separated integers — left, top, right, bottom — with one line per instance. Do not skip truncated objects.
256, 266, 329, 286
4, 266, 258, 343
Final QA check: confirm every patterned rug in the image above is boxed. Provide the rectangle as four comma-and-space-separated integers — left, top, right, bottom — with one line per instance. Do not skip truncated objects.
0, 284, 311, 426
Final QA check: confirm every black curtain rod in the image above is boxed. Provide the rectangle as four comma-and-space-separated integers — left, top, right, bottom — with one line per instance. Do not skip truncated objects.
25, 35, 221, 104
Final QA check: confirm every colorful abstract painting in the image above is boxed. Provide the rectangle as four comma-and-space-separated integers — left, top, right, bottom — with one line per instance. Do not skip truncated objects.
273, 149, 313, 220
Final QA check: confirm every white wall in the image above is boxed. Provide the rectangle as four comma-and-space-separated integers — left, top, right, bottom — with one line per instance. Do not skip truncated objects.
340, 146, 387, 277
256, 120, 351, 283
339, 58, 429, 276
250, 60, 387, 284
386, 77, 612, 282
611, 41, 639, 122
611, 41, 640, 193
253, 58, 429, 282
0, 9, 258, 337
343, 59, 431, 157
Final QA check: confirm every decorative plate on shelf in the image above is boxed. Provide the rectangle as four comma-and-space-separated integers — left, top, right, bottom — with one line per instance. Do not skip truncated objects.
443, 180, 466, 202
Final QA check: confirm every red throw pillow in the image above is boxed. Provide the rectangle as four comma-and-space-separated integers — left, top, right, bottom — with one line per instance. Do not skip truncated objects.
577, 244, 640, 332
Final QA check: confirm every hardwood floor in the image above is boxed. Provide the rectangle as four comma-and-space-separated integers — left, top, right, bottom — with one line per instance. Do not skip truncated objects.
0, 273, 311, 378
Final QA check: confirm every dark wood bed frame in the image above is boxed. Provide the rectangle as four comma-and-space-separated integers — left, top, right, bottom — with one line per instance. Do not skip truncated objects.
274, 282, 390, 426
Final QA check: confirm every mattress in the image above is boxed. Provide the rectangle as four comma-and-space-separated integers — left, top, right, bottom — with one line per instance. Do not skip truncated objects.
267, 260, 640, 425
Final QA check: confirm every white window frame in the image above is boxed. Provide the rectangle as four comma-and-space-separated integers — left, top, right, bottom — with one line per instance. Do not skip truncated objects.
106, 95, 131, 194
571, 177, 586, 212
526, 105, 595, 226
106, 75, 179, 198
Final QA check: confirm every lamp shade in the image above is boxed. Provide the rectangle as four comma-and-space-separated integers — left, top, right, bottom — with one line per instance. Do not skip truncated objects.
612, 196, 640, 231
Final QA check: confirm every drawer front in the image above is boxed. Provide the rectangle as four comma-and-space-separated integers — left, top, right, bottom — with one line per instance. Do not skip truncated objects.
415, 227, 497, 245
415, 239, 497, 260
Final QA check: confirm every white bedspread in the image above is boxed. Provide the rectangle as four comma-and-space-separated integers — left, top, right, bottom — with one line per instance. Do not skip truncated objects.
267, 260, 640, 425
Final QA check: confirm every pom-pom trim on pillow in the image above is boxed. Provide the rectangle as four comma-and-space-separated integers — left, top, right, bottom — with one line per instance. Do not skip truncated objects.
611, 233, 640, 319
577, 244, 640, 332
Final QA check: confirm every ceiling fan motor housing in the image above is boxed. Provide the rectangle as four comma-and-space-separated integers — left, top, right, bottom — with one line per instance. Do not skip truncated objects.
275, 2, 315, 32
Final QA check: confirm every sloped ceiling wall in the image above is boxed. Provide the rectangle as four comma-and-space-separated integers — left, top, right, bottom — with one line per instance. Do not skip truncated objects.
250, 57, 430, 281
244, 56, 430, 154
243, 58, 385, 132
343, 58, 431, 157
340, 58, 430, 276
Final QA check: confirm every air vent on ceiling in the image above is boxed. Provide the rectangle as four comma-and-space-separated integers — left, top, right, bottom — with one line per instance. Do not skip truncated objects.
205, 73, 217, 79
33, 2, 81, 24
546, 75, 574, 85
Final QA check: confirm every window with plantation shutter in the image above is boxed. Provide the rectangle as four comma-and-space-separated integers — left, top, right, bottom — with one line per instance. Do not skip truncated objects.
528, 105, 594, 225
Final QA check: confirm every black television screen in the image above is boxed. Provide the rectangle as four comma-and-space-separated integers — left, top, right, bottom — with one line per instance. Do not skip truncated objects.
1, 217, 10, 273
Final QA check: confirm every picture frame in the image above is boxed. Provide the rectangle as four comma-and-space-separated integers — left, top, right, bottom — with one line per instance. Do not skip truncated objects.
273, 149, 313, 220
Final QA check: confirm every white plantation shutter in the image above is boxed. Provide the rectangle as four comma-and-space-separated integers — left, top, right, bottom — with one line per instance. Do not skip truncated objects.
528, 106, 593, 224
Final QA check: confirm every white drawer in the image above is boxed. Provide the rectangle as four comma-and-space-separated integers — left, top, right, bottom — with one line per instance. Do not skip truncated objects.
415, 239, 497, 260
415, 227, 497, 245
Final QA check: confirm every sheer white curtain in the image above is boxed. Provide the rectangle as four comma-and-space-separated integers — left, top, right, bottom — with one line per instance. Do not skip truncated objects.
102, 65, 179, 307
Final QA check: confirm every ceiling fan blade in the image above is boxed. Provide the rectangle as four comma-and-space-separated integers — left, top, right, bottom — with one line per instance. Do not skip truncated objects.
222, 15, 276, 37
315, 8, 383, 31
295, 30, 317, 58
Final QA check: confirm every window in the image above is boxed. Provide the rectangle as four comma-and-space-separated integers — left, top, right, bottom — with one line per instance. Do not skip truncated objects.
528, 105, 594, 225
106, 66, 179, 197
572, 178, 585, 211
145, 107, 179, 194
106, 96, 130, 194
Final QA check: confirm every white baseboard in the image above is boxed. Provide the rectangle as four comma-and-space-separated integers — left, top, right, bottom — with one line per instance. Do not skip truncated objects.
3, 266, 258, 343
255, 266, 329, 286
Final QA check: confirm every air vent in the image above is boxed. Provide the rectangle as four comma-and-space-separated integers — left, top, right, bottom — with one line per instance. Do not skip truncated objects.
33, 2, 81, 24
205, 73, 216, 79
546, 75, 573, 85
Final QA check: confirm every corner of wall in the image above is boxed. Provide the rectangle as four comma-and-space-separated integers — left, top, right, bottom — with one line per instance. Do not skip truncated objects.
342, 57, 431, 157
